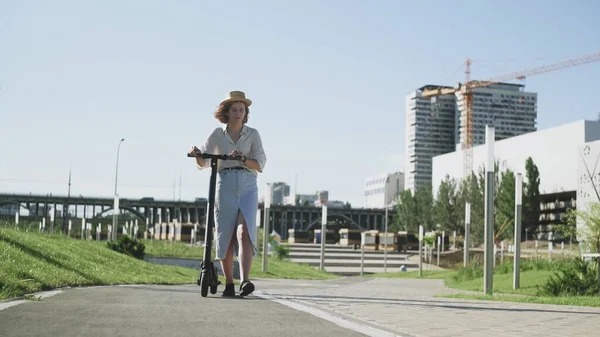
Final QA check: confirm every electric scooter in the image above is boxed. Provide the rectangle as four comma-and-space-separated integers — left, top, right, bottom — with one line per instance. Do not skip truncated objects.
187, 151, 243, 297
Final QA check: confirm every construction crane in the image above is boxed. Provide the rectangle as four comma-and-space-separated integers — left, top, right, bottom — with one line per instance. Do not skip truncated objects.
422, 52, 600, 180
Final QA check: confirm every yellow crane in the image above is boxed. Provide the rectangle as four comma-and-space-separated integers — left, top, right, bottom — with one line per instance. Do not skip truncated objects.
422, 52, 600, 180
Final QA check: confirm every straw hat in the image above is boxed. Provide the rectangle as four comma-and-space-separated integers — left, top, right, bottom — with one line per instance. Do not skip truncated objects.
219, 90, 252, 107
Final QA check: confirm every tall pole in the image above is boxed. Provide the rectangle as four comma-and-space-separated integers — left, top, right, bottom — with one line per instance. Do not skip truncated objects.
384, 185, 388, 273
418, 225, 423, 277
112, 138, 125, 241
262, 207, 269, 272
384, 205, 388, 272
464, 202, 471, 267
513, 173, 523, 289
262, 184, 271, 273
483, 126, 495, 296
319, 203, 328, 271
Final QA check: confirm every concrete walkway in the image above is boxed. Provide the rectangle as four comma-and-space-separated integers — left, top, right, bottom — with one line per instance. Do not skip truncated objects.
258, 277, 600, 337
1, 277, 599, 337
0, 283, 367, 337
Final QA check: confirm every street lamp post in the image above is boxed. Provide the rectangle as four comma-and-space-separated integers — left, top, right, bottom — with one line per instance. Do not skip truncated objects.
112, 138, 125, 241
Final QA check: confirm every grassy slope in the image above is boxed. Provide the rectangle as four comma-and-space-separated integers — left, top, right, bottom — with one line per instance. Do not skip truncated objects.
0, 228, 197, 300
0, 229, 336, 300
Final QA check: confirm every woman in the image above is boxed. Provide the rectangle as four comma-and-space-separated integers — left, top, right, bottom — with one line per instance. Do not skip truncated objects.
189, 90, 266, 297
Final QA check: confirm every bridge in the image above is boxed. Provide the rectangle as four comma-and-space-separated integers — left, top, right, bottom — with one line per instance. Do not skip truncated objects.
264, 204, 395, 239
0, 193, 396, 239
0, 193, 206, 229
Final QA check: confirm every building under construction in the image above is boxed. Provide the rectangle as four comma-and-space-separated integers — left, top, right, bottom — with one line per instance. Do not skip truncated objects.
404, 82, 538, 193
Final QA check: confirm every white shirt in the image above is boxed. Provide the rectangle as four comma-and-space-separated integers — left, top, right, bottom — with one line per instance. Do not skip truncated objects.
197, 125, 267, 176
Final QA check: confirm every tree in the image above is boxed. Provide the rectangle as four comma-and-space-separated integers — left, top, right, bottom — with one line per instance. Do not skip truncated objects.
454, 177, 469, 233
568, 203, 600, 254
561, 203, 600, 287
391, 189, 418, 232
415, 183, 434, 231
465, 166, 486, 244
523, 157, 541, 239
495, 168, 516, 241
433, 175, 460, 233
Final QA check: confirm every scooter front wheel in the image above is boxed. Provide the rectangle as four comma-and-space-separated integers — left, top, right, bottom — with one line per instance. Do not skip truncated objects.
199, 271, 209, 297
210, 265, 219, 294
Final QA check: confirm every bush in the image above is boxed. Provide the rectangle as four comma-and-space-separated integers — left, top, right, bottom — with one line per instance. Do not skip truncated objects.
107, 235, 146, 260
269, 237, 289, 260
538, 258, 599, 296
273, 244, 290, 260
422, 235, 435, 247
452, 258, 484, 282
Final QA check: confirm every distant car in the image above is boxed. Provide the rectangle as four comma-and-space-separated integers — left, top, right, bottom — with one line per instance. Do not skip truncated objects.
140, 197, 154, 202
195, 198, 207, 203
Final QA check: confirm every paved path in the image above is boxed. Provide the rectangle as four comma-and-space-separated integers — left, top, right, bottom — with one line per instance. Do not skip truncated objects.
0, 282, 368, 337
1, 277, 599, 337
259, 277, 600, 337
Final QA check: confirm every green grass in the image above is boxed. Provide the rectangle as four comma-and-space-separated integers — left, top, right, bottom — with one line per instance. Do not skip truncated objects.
0, 228, 337, 300
142, 240, 207, 259
439, 293, 600, 307
0, 228, 197, 301
365, 259, 600, 307
445, 269, 556, 295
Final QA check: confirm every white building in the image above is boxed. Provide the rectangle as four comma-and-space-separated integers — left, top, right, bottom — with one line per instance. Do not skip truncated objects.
576, 139, 600, 245
432, 120, 600, 195
405, 83, 538, 193
432, 119, 600, 239
365, 171, 404, 208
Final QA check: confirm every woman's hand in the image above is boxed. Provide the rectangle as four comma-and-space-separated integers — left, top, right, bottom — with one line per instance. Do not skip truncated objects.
189, 146, 202, 157
229, 149, 246, 162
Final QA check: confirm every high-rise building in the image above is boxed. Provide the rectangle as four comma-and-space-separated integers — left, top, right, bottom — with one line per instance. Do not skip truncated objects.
456, 83, 537, 146
264, 182, 290, 205
405, 83, 538, 193
404, 85, 457, 193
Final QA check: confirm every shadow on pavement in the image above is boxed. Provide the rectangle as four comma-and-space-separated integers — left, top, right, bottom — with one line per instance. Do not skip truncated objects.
265, 293, 600, 315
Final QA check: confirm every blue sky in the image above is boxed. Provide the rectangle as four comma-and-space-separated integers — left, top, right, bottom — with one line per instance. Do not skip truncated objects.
1, 0, 599, 208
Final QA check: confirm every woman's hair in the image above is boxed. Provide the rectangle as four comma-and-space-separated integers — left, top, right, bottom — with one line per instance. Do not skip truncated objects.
214, 102, 250, 124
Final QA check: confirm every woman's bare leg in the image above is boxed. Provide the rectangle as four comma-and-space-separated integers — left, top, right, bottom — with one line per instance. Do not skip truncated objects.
236, 211, 253, 282
220, 232, 236, 285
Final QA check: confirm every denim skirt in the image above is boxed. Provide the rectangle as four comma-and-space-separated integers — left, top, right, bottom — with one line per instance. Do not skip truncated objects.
214, 168, 258, 260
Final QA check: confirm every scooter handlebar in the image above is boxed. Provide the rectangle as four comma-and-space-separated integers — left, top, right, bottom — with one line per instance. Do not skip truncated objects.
187, 152, 244, 161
